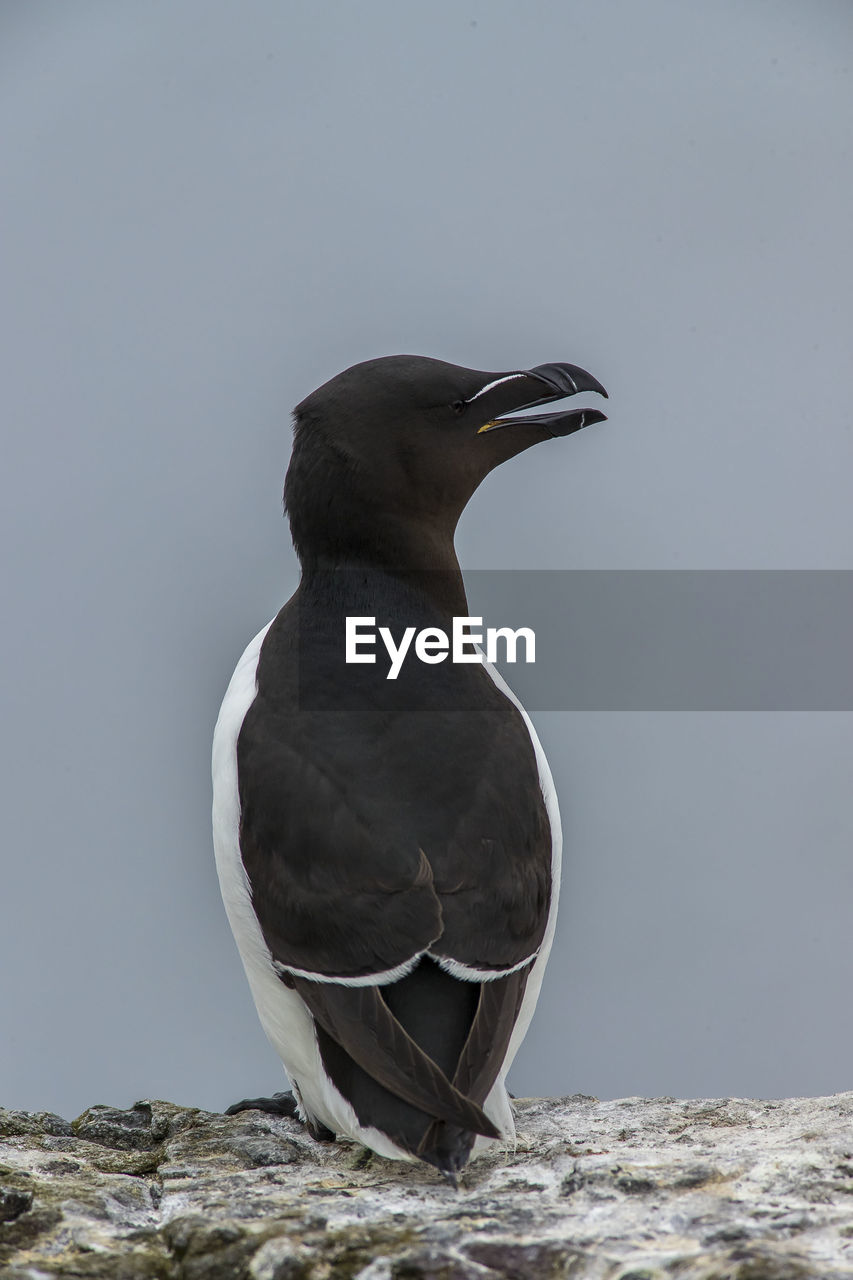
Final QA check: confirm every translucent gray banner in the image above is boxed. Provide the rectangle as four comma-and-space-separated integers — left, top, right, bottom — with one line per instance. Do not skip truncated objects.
466, 571, 853, 710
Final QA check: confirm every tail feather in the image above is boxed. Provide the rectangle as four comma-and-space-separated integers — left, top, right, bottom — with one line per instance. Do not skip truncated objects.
291, 972, 499, 1139
305, 956, 528, 1177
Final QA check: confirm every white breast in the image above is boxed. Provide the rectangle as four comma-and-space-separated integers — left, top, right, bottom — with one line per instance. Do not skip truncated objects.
477, 652, 563, 1077
211, 622, 416, 1157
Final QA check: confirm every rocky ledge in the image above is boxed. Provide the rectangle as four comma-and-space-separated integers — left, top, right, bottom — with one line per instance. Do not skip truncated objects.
1, 1093, 853, 1278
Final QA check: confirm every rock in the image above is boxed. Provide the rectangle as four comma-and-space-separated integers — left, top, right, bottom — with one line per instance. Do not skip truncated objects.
72, 1101, 170, 1151
1, 1093, 853, 1277
0, 1188, 33, 1224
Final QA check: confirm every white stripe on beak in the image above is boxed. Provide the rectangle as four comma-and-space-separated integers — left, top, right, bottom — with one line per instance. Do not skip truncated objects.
466, 373, 529, 403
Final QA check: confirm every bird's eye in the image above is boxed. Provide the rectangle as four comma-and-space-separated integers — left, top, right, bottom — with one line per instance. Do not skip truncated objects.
451, 400, 467, 416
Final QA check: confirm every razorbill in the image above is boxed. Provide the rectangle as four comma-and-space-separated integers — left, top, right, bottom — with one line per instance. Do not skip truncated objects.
212, 354, 607, 1180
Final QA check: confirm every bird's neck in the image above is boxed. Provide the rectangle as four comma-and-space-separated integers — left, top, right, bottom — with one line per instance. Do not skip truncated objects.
286, 438, 471, 619
297, 518, 470, 621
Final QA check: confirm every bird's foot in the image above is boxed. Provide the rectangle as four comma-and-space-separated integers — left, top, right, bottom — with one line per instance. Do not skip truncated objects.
224, 1090, 336, 1142
306, 1116, 337, 1142
225, 1090, 299, 1119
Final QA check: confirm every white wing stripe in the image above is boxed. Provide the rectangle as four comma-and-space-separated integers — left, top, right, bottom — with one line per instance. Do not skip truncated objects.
273, 951, 426, 988
431, 951, 539, 983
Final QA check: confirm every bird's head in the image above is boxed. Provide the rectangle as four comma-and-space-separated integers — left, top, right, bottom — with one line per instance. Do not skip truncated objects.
284, 354, 607, 570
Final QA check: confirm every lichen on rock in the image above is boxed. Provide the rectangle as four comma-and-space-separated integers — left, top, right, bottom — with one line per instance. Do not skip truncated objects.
2, 1093, 853, 1277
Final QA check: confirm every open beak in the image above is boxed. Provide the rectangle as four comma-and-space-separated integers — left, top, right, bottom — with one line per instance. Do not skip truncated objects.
477, 362, 608, 438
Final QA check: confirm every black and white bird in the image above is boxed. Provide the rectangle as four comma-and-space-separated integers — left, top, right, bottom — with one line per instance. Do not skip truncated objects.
212, 354, 607, 1181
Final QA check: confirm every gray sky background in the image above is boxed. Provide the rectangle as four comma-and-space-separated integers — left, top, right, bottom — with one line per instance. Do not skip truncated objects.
1, 1, 852, 1121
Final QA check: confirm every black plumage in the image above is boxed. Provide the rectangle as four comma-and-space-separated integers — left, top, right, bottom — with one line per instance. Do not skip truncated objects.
214, 354, 607, 1178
